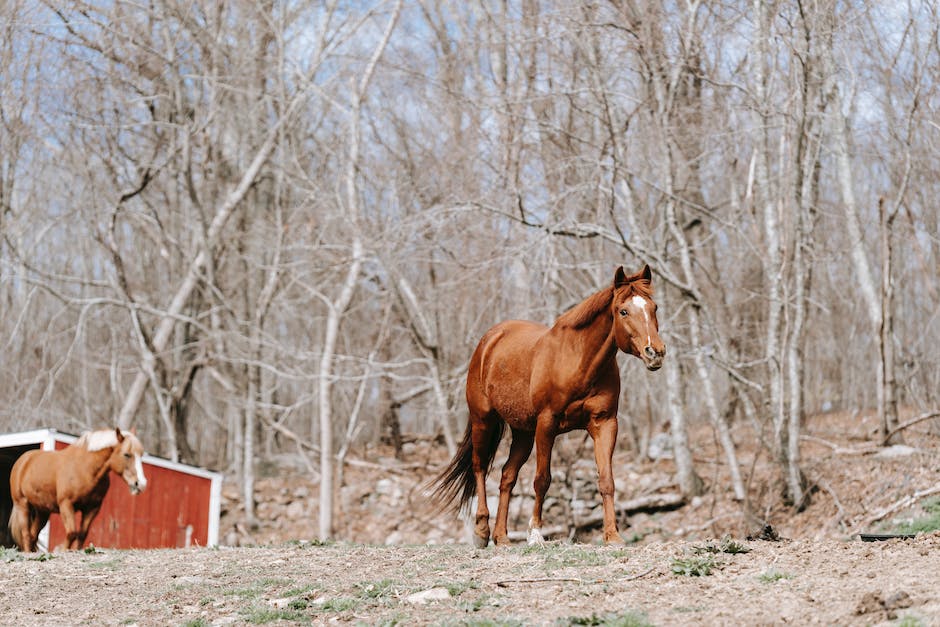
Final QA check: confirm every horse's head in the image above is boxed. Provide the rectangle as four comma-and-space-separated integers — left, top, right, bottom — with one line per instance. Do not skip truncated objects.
611, 264, 666, 371
109, 428, 148, 495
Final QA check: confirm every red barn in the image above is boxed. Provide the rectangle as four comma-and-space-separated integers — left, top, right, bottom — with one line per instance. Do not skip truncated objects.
0, 429, 222, 550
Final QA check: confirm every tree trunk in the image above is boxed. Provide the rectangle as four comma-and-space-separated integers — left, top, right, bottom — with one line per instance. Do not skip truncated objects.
664, 341, 704, 497
880, 198, 901, 443
318, 0, 403, 541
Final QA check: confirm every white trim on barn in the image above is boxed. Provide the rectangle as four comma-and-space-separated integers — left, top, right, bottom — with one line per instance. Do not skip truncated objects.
0, 428, 223, 547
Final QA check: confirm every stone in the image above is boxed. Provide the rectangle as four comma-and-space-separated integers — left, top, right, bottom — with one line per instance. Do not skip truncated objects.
405, 588, 451, 604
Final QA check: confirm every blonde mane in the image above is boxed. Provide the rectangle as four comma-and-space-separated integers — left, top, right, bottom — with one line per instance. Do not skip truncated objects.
76, 429, 121, 452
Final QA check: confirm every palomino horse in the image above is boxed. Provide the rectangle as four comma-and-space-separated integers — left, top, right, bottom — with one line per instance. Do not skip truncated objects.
432, 265, 665, 546
8, 428, 147, 551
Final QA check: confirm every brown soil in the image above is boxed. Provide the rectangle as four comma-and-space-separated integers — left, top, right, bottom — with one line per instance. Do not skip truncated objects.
2, 409, 938, 626
1, 535, 938, 625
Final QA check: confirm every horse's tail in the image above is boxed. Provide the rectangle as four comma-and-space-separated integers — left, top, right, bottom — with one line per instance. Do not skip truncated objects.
6, 504, 22, 550
428, 419, 504, 514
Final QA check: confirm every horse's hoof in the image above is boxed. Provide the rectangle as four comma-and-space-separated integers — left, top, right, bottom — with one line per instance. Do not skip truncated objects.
493, 535, 511, 547
471, 534, 489, 549
527, 528, 545, 546
604, 533, 627, 545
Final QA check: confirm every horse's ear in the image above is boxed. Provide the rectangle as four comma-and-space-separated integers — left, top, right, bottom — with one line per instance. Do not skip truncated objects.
115, 427, 125, 443
640, 264, 652, 283
613, 266, 627, 287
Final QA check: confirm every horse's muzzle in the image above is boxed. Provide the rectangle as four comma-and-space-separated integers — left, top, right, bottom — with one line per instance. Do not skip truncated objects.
643, 346, 665, 371
128, 481, 146, 495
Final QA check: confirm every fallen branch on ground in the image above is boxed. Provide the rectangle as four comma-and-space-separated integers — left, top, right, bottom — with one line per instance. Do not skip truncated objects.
800, 435, 879, 456
847, 483, 940, 536
882, 410, 940, 446
495, 566, 656, 587
506, 493, 686, 541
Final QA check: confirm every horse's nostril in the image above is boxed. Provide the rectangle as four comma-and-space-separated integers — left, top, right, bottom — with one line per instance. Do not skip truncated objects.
645, 346, 656, 358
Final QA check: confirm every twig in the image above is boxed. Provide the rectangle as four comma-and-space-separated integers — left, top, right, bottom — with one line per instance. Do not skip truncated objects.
800, 435, 879, 456
621, 566, 657, 581
882, 410, 940, 446
495, 566, 657, 588
848, 483, 940, 535
496, 577, 583, 587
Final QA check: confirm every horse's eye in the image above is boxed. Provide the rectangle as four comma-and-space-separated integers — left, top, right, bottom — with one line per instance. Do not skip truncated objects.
619, 309, 627, 316
124, 453, 131, 459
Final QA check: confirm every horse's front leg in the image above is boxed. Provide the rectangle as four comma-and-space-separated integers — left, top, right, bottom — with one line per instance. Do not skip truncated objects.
58, 500, 81, 550
492, 428, 534, 546
528, 415, 556, 545
589, 417, 626, 545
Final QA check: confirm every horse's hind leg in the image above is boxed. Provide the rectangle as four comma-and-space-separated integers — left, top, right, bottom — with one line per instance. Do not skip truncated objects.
75, 504, 102, 549
9, 501, 30, 551
469, 411, 501, 548
492, 428, 534, 546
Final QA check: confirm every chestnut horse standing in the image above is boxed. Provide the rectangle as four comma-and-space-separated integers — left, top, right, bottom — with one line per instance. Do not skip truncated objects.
8, 428, 147, 551
431, 265, 665, 546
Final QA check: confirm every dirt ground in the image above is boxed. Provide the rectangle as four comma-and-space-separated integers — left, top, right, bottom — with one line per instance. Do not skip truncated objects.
2, 408, 940, 625
1, 534, 938, 626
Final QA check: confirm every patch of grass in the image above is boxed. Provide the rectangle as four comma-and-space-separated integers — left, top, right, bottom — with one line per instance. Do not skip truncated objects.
181, 620, 209, 627
285, 585, 316, 598
758, 568, 793, 583
895, 615, 926, 627
373, 614, 408, 627
224, 578, 294, 602
242, 607, 309, 624
672, 606, 705, 614
559, 610, 653, 627
0, 547, 24, 563
317, 596, 359, 612
891, 497, 940, 535
83, 544, 102, 554
444, 580, 479, 597
692, 535, 751, 555
671, 554, 718, 577
354, 578, 400, 600
439, 619, 523, 627
514, 543, 629, 572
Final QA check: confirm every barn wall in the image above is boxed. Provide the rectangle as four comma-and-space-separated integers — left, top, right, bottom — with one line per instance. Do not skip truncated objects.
47, 461, 214, 549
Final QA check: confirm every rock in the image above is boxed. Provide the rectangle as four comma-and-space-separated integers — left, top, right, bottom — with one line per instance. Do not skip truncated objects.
876, 445, 919, 458
855, 591, 884, 615
404, 588, 451, 604
285, 501, 306, 520
885, 591, 913, 610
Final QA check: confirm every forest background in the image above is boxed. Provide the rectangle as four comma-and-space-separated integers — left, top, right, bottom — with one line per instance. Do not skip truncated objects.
2, 0, 939, 541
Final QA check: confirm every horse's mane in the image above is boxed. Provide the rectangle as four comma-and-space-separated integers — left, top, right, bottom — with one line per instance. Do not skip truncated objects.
555, 280, 653, 330
76, 429, 122, 452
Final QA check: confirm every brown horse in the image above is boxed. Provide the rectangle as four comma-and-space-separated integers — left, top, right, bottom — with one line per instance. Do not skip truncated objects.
8, 428, 147, 551
432, 265, 665, 546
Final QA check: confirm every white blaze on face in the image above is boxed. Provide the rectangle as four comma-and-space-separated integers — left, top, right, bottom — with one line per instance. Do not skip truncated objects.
630, 295, 652, 347
134, 454, 147, 491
